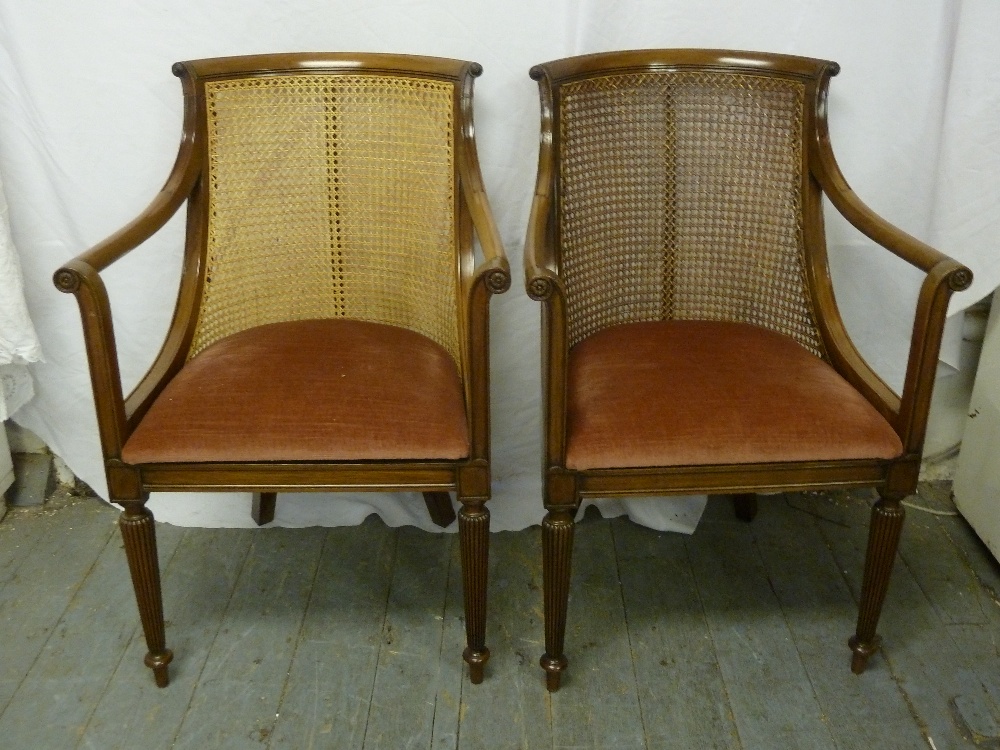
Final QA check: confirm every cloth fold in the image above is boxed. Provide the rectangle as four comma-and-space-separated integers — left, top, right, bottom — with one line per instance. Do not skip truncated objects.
0, 168, 42, 419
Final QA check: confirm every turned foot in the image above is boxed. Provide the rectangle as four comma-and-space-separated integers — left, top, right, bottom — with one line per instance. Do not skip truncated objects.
464, 646, 490, 685
541, 653, 568, 692
145, 649, 175, 688
848, 633, 881, 674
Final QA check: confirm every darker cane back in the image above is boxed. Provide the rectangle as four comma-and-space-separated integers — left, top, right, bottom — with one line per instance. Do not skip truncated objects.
524, 49, 971, 691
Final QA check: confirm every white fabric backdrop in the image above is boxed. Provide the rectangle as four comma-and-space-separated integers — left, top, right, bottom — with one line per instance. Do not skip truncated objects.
0, 167, 42, 419
0, 0, 996, 531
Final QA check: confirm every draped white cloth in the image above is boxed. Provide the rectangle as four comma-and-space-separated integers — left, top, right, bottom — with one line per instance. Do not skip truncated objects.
0, 0, 996, 530
0, 168, 42, 420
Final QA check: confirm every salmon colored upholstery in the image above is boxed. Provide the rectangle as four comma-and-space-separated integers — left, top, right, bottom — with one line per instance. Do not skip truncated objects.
122, 319, 469, 464
565, 320, 902, 470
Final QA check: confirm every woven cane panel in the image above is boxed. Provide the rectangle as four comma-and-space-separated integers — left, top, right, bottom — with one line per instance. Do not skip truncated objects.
190, 73, 459, 363
559, 71, 825, 357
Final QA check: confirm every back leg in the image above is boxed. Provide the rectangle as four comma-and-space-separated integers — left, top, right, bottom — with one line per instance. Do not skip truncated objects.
423, 491, 457, 528
733, 493, 758, 522
252, 492, 276, 525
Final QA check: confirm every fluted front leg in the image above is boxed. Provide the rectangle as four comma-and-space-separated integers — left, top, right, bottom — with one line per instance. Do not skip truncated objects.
458, 499, 490, 683
850, 492, 905, 674
540, 508, 575, 692
119, 501, 173, 687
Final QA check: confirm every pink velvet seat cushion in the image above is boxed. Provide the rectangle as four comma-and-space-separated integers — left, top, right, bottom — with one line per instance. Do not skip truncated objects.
565, 320, 903, 470
122, 319, 469, 464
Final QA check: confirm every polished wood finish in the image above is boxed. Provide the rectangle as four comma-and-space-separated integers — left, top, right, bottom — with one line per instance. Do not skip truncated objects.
524, 49, 972, 690
540, 507, 574, 692
458, 499, 490, 682
117, 501, 172, 687
250, 491, 456, 528
55, 53, 509, 687
849, 490, 906, 673
423, 491, 458, 528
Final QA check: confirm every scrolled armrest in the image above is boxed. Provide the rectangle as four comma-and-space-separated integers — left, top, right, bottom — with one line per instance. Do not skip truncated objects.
526, 267, 563, 303
524, 188, 564, 302
462, 183, 510, 295
474, 251, 512, 295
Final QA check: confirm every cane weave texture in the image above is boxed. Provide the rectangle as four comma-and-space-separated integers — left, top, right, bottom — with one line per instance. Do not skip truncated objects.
558, 71, 825, 357
190, 73, 460, 362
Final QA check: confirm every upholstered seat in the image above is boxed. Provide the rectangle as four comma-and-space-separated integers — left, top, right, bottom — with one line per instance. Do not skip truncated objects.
123, 319, 469, 464
566, 320, 902, 470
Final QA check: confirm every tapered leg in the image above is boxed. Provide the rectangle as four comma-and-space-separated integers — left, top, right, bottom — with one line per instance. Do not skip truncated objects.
540, 508, 575, 692
423, 491, 457, 528
458, 499, 490, 683
118, 501, 173, 687
252, 492, 276, 526
849, 491, 905, 673
733, 493, 758, 522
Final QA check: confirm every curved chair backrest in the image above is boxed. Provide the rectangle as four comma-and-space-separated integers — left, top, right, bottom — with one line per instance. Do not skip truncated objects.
176, 56, 470, 365
535, 51, 832, 357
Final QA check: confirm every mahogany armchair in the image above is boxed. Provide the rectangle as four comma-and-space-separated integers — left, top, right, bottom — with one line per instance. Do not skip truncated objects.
523, 50, 971, 691
54, 53, 509, 687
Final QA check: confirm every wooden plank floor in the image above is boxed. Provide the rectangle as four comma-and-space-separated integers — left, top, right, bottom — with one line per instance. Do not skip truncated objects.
1, 484, 999, 749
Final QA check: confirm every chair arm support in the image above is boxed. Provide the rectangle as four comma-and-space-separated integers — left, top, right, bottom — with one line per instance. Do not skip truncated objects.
896, 259, 973, 454
523, 186, 571, 469
52, 137, 201, 461
53, 259, 128, 460
812, 129, 972, 452
815, 170, 971, 455
460, 173, 509, 462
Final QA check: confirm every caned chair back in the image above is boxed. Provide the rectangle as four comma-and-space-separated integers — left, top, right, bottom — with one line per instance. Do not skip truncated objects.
190, 71, 461, 363
554, 67, 825, 356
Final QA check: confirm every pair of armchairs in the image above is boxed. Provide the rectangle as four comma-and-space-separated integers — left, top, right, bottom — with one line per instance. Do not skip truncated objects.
55, 51, 970, 691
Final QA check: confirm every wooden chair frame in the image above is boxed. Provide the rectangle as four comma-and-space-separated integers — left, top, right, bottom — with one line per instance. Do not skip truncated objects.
523, 49, 971, 691
55, 53, 510, 687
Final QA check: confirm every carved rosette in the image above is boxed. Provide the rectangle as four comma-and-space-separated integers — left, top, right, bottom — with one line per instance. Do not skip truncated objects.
949, 268, 973, 292
528, 276, 555, 301
486, 268, 511, 295
53, 268, 81, 294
